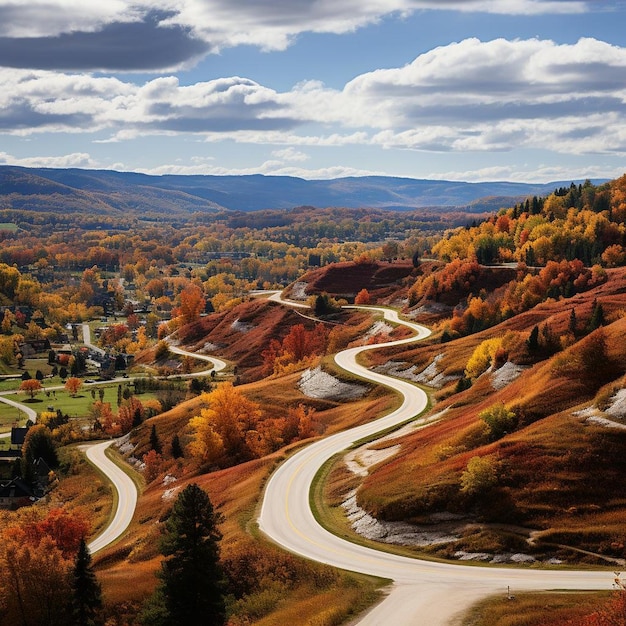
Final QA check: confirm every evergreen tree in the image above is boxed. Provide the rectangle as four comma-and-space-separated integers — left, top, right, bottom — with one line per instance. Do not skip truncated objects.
588, 300, 605, 332
170, 434, 183, 459
150, 424, 162, 454
526, 325, 539, 352
146, 483, 226, 626
569, 308, 578, 336
70, 538, 103, 626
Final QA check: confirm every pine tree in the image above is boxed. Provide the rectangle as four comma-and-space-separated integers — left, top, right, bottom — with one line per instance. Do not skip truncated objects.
588, 300, 605, 332
569, 308, 578, 336
150, 424, 162, 454
170, 434, 183, 459
148, 483, 226, 626
526, 325, 539, 352
70, 538, 103, 626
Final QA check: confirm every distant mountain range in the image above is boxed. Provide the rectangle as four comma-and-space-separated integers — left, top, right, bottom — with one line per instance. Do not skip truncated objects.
0, 165, 608, 215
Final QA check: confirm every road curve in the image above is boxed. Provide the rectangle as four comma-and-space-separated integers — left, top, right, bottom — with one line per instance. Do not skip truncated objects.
167, 343, 227, 376
258, 306, 612, 625
84, 440, 138, 554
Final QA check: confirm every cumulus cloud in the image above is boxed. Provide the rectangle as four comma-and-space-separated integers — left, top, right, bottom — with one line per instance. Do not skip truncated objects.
0, 0, 590, 71
1, 37, 626, 159
0, 151, 98, 168
0, 10, 210, 71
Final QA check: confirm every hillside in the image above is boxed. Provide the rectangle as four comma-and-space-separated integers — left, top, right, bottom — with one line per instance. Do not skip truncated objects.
351, 268, 626, 564
284, 260, 417, 303
0, 165, 605, 214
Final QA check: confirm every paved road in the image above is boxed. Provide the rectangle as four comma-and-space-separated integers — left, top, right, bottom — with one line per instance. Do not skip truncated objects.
258, 306, 612, 625
167, 343, 227, 376
84, 440, 138, 554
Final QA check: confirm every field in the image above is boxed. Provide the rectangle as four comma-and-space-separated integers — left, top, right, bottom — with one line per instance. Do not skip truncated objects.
0, 380, 157, 429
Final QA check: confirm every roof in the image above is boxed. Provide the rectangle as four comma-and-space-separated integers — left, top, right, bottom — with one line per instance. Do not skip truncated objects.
0, 477, 33, 499
10, 427, 28, 446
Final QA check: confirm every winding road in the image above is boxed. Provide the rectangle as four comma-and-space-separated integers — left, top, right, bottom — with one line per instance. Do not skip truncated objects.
82, 338, 226, 553
85, 440, 138, 554
258, 306, 612, 625
5, 303, 615, 619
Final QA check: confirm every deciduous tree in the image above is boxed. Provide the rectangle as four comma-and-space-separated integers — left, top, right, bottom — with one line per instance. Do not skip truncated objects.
65, 377, 82, 397
19, 378, 42, 399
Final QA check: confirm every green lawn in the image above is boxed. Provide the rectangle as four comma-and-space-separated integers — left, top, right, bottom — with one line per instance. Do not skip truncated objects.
0, 222, 18, 232
0, 382, 157, 424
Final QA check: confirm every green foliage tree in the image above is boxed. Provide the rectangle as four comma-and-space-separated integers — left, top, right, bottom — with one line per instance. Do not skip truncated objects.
588, 300, 605, 332
460, 455, 499, 496
69, 538, 103, 626
144, 483, 226, 626
21, 424, 59, 476
479, 403, 517, 441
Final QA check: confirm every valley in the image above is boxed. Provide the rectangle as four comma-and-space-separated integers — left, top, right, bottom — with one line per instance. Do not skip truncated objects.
0, 172, 625, 625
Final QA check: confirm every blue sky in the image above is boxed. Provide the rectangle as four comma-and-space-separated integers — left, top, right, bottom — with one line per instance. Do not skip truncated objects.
0, 0, 625, 182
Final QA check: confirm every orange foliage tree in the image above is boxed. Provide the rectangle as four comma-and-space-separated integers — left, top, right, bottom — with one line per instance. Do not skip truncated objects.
64, 377, 82, 397
0, 508, 89, 625
261, 324, 327, 376
19, 378, 43, 399
354, 288, 371, 305
178, 283, 206, 325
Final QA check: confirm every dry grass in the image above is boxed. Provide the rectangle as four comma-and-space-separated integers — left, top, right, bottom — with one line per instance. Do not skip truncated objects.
94, 371, 394, 623
353, 274, 626, 560
463, 591, 615, 626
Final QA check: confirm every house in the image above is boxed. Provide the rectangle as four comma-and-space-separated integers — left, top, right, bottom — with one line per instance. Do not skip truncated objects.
0, 477, 35, 510
10, 427, 28, 451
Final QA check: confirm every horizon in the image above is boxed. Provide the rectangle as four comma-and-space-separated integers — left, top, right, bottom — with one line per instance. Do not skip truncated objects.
0, 162, 612, 187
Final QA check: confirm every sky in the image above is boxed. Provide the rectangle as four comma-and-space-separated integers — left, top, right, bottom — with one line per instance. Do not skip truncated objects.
1, 0, 626, 183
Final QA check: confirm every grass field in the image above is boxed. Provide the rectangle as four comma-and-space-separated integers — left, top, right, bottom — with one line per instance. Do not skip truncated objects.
0, 222, 18, 231
0, 381, 157, 425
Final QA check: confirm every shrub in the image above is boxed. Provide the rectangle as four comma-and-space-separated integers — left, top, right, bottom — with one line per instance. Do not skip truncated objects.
479, 403, 517, 441
460, 455, 499, 496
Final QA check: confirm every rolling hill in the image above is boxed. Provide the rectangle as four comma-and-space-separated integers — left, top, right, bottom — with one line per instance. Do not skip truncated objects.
0, 165, 607, 214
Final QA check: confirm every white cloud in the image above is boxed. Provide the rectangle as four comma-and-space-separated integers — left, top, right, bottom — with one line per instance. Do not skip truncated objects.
142, 159, 382, 179
0, 1, 590, 66
429, 164, 624, 183
0, 150, 97, 168
271, 147, 309, 162
2, 37, 626, 160
0, 0, 144, 38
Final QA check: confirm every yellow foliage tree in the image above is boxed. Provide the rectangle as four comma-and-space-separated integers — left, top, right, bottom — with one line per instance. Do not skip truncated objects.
189, 383, 262, 465
465, 337, 502, 379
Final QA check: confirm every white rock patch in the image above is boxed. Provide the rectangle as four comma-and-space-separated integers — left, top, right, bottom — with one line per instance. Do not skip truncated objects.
298, 366, 367, 401
491, 361, 526, 390
362, 320, 393, 342
231, 318, 253, 333
345, 445, 401, 478
290, 281, 309, 301
606, 389, 626, 419
374, 353, 455, 388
